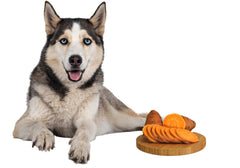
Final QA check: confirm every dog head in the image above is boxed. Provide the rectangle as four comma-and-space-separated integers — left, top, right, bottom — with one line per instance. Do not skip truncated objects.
43, 1, 106, 85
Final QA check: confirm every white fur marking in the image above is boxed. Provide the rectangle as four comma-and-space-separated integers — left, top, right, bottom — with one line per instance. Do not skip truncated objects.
65, 23, 87, 71
71, 23, 81, 44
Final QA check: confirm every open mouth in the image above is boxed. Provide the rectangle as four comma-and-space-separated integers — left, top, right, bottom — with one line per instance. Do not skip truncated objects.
66, 70, 84, 82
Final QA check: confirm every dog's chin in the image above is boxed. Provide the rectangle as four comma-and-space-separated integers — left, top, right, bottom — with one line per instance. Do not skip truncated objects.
66, 70, 84, 82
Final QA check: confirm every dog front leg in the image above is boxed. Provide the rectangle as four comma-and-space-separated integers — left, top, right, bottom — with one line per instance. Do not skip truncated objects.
68, 94, 99, 164
68, 119, 97, 163
13, 116, 55, 151
13, 97, 55, 151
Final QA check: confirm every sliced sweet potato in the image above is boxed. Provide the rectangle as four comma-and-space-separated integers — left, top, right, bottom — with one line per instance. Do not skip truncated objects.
169, 128, 185, 143
163, 113, 186, 129
142, 125, 151, 142
182, 115, 196, 131
147, 125, 158, 143
151, 125, 165, 143
143, 124, 198, 144
153, 124, 167, 143
145, 110, 163, 126
176, 128, 199, 143
164, 127, 182, 143
163, 113, 196, 131
151, 125, 159, 140
160, 127, 172, 143
143, 125, 158, 143
155, 126, 169, 143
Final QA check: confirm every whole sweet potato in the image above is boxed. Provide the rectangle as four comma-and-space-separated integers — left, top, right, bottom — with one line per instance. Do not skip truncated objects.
145, 110, 163, 126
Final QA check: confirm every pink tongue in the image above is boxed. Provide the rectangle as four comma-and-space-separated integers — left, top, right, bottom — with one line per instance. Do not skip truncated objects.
69, 71, 81, 81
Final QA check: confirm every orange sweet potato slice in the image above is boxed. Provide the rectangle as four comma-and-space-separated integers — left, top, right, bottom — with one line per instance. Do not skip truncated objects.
142, 125, 158, 143
151, 125, 165, 143
147, 125, 158, 143
151, 125, 159, 140
169, 128, 185, 143
160, 127, 172, 143
176, 128, 199, 143
154, 125, 168, 143
155, 126, 170, 143
163, 113, 186, 129
164, 127, 182, 143
145, 110, 163, 126
142, 125, 153, 143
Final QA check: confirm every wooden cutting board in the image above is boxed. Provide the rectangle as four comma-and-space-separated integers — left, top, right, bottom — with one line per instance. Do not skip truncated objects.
136, 132, 206, 156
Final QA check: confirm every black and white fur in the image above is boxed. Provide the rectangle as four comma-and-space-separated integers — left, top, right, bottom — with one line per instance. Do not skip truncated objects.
13, 1, 146, 164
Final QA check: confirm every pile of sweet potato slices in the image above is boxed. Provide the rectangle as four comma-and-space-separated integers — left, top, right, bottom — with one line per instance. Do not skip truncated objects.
143, 110, 198, 144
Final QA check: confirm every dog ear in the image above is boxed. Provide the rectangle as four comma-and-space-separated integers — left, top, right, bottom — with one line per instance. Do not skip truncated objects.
44, 1, 61, 35
89, 2, 106, 37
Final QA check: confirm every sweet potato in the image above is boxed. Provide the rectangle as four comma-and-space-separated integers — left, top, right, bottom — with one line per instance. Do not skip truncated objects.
163, 113, 196, 131
149, 124, 166, 143
182, 115, 196, 131
151, 125, 165, 143
160, 127, 172, 143
143, 112, 198, 144
151, 125, 159, 139
142, 125, 151, 142
155, 126, 169, 143
147, 125, 158, 143
169, 128, 185, 143
142, 125, 157, 143
176, 128, 199, 143
143, 125, 199, 144
163, 113, 186, 129
165, 128, 182, 143
145, 110, 163, 126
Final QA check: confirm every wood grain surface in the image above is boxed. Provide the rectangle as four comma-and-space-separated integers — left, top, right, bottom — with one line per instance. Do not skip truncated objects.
136, 132, 206, 156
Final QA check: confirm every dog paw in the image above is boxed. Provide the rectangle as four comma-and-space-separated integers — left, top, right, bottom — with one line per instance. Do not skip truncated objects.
32, 129, 55, 151
68, 138, 90, 164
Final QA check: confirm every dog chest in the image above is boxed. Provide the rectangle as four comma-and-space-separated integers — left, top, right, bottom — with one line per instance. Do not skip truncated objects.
31, 83, 99, 124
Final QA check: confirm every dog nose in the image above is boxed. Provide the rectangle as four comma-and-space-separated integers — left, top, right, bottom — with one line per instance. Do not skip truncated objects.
69, 55, 82, 66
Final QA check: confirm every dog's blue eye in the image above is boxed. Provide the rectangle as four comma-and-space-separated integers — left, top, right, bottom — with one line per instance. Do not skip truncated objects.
83, 38, 92, 45
60, 38, 68, 45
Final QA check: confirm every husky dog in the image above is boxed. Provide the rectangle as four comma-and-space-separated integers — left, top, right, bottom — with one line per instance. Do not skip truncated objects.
13, 1, 147, 164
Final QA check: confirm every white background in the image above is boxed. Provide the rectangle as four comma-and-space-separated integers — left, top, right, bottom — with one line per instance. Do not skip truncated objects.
1, 0, 240, 167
